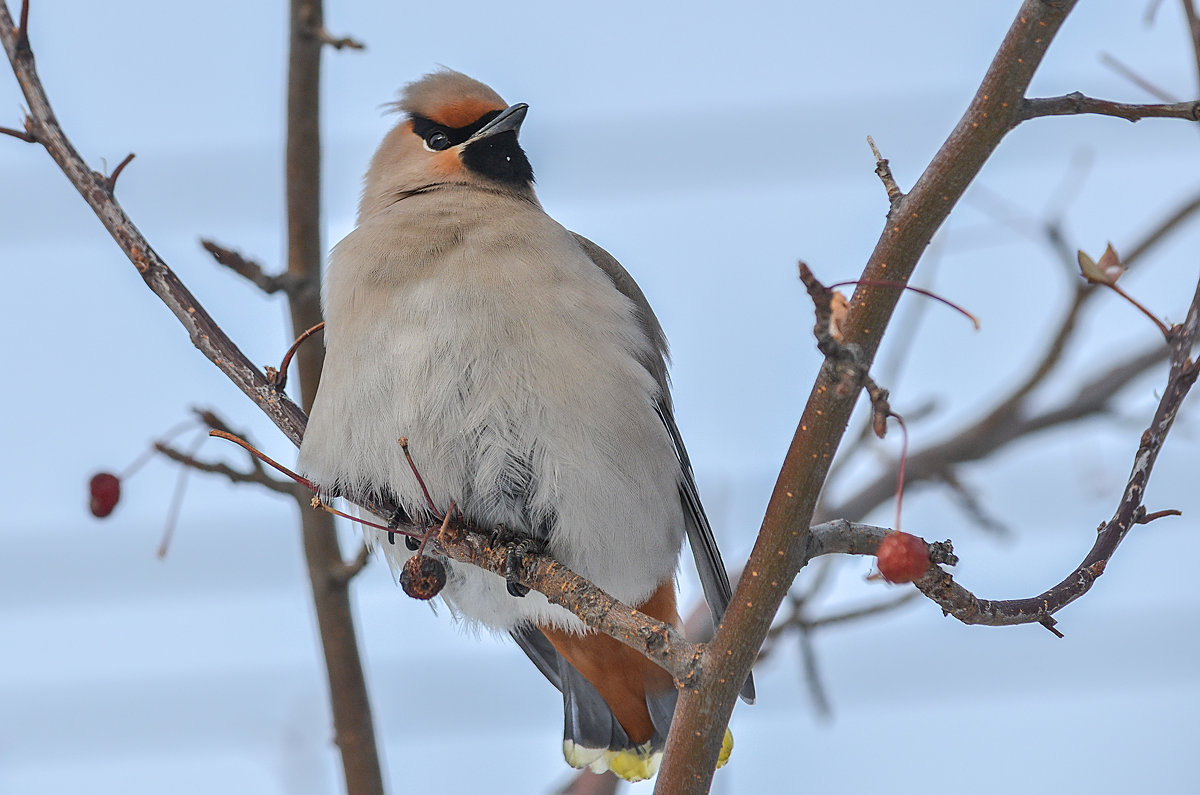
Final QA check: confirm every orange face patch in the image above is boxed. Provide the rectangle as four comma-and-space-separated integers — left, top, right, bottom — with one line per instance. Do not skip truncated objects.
430, 147, 466, 177
429, 97, 506, 129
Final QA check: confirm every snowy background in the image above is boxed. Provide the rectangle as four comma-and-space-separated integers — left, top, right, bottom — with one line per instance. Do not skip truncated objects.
2, 1, 1198, 793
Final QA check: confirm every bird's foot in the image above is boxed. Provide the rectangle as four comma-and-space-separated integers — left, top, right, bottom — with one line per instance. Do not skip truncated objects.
499, 532, 547, 598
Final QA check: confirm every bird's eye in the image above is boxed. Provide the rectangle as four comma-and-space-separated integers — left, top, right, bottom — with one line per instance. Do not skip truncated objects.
424, 130, 452, 152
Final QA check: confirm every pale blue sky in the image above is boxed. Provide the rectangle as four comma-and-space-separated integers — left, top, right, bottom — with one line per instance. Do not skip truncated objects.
3, 2, 1198, 793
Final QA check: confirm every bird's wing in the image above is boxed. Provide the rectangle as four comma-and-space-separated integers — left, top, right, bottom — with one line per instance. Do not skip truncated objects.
571, 233, 755, 704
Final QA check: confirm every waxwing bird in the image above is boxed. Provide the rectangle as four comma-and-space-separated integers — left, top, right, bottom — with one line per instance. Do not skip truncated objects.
298, 68, 753, 782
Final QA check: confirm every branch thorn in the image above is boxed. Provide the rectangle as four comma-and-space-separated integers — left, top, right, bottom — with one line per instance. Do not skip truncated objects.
1038, 615, 1065, 638
104, 152, 135, 193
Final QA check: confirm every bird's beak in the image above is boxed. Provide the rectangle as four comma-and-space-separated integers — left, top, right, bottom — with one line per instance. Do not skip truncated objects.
469, 103, 529, 142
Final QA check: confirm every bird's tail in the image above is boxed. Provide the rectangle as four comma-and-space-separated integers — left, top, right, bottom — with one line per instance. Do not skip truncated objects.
512, 625, 733, 783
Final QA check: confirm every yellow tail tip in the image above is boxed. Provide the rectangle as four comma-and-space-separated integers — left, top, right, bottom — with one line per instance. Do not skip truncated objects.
563, 728, 734, 783
717, 727, 734, 769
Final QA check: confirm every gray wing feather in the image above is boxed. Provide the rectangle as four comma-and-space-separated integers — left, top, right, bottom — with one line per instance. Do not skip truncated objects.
573, 233, 755, 705
511, 625, 562, 691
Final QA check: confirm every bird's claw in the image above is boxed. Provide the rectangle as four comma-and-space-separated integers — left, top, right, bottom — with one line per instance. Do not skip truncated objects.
502, 535, 546, 598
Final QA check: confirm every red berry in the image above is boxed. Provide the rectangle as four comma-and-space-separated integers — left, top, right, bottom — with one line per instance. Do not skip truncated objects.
400, 554, 447, 600
876, 532, 929, 584
89, 472, 122, 518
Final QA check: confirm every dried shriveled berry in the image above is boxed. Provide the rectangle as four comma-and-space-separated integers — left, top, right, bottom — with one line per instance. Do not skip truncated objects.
876, 532, 929, 584
400, 554, 447, 600
89, 472, 121, 518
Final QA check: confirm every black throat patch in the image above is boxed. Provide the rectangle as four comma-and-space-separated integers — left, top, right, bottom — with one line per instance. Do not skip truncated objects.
411, 113, 535, 188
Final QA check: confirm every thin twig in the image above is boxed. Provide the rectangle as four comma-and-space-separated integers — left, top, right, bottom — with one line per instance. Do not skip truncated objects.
0, 4, 311, 446
201, 239, 307, 296
1018, 92, 1200, 123
1137, 508, 1183, 523
1105, 281, 1173, 339
1182, 0, 1200, 94
1099, 52, 1180, 102
1123, 189, 1200, 265
806, 591, 922, 629
796, 628, 832, 720
155, 430, 207, 558
935, 468, 1011, 536
267, 321, 325, 391
155, 440, 299, 495
0, 122, 34, 141
317, 27, 365, 50
911, 279, 1199, 633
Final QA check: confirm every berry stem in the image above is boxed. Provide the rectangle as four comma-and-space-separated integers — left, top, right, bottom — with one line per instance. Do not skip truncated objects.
828, 278, 980, 330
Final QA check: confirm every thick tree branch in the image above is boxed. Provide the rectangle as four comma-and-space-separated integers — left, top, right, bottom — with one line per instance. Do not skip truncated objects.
658, 4, 1082, 790
283, 2, 384, 792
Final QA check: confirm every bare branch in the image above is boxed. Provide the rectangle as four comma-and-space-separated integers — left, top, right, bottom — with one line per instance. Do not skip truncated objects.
317, 27, 365, 50
0, 4, 310, 448
824, 187, 1200, 526
332, 543, 372, 585
433, 519, 703, 685
201, 239, 308, 296
155, 442, 300, 496
807, 591, 922, 629
796, 628, 832, 720
0, 120, 34, 141
662, 4, 1086, 790
1123, 189, 1200, 266
933, 468, 1011, 536
911, 279, 1198, 634
1099, 52, 1180, 102
1018, 92, 1200, 123
1182, 0, 1200, 94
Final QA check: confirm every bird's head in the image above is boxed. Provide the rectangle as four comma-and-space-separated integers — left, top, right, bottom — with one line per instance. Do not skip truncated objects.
360, 69, 535, 219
